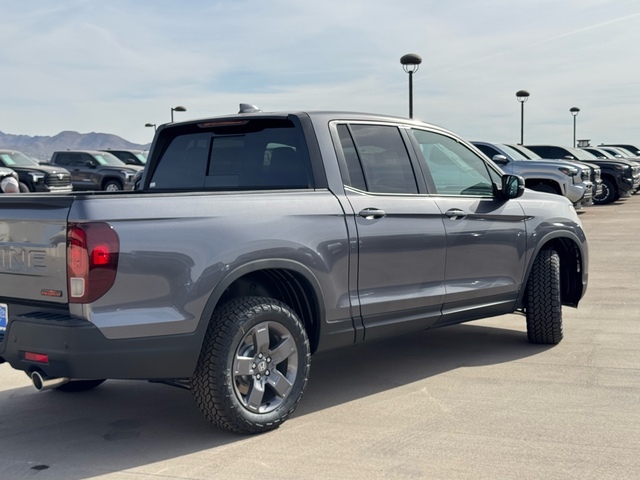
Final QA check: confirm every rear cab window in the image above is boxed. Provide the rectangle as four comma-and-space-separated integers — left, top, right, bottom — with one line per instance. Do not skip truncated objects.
148, 118, 313, 190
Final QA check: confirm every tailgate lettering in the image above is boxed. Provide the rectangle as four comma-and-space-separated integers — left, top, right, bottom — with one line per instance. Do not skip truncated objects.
0, 248, 47, 273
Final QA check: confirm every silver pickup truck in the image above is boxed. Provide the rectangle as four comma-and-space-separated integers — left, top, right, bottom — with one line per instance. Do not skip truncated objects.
0, 108, 589, 434
472, 141, 594, 208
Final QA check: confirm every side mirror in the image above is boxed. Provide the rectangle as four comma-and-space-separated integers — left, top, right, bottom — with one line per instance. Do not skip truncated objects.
492, 154, 508, 165
86, 160, 97, 168
500, 174, 525, 199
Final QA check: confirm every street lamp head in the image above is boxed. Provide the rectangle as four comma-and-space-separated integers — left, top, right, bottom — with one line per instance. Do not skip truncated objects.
144, 123, 156, 128
516, 90, 530, 103
570, 107, 580, 116
172, 106, 187, 113
401, 53, 422, 74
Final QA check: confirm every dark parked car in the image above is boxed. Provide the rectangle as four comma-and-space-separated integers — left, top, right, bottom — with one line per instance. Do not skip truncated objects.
50, 150, 143, 191
525, 145, 640, 204
100, 149, 148, 166
0, 149, 73, 193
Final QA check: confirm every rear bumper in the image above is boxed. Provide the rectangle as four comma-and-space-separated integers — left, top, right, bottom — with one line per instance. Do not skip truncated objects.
0, 312, 201, 379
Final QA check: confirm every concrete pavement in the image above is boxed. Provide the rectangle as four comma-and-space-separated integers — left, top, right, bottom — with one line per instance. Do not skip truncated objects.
1, 194, 638, 480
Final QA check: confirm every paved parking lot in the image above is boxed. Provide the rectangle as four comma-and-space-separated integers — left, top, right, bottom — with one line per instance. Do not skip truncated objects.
1, 195, 639, 480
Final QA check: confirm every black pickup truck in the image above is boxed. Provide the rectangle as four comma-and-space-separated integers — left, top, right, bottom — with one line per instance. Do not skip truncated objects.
0, 149, 73, 193
0, 108, 589, 434
49, 150, 143, 191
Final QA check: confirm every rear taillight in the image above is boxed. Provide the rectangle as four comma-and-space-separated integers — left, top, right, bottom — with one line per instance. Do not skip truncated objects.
67, 223, 119, 303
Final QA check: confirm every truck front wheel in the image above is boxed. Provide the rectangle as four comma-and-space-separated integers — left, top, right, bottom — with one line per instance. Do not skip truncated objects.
191, 297, 311, 434
525, 249, 563, 344
104, 180, 123, 192
593, 178, 617, 204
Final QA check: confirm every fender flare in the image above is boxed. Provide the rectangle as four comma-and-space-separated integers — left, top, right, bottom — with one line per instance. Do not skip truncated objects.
517, 229, 587, 307
192, 258, 328, 347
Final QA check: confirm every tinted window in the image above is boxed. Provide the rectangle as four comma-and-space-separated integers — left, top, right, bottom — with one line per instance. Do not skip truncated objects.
343, 124, 418, 194
150, 133, 210, 189
53, 154, 71, 166
149, 120, 311, 190
527, 146, 568, 159
474, 144, 501, 159
412, 130, 494, 196
336, 125, 367, 190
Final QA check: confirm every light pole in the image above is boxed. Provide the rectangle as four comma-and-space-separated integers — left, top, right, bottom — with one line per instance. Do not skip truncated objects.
145, 123, 157, 131
400, 53, 422, 119
570, 107, 580, 148
170, 105, 186, 122
516, 90, 530, 145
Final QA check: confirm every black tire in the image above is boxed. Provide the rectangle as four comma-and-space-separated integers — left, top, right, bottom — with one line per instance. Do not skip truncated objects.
525, 249, 562, 344
19, 182, 31, 193
104, 180, 122, 192
191, 297, 311, 434
593, 178, 616, 204
529, 183, 557, 195
56, 379, 106, 392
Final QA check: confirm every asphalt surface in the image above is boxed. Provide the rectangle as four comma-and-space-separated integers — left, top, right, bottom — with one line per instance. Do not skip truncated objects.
1, 194, 639, 480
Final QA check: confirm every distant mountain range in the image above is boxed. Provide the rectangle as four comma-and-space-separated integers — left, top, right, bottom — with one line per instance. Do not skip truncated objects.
0, 130, 151, 163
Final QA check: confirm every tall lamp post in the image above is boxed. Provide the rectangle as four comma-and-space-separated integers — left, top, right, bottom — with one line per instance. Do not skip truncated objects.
516, 90, 530, 145
570, 107, 580, 148
400, 53, 422, 119
145, 123, 157, 131
170, 105, 187, 122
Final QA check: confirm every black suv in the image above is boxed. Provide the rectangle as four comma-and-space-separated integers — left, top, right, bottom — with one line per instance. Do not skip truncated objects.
50, 150, 143, 191
0, 149, 73, 193
100, 149, 148, 166
525, 145, 640, 204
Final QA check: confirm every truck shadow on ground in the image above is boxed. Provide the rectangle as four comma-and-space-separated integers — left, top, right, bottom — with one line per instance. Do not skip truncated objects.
0, 319, 549, 478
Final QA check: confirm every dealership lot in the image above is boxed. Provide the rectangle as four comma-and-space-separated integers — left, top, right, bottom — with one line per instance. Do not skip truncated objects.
0, 196, 638, 480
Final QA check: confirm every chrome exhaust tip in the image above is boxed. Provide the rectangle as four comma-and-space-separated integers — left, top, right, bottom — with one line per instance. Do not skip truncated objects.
31, 371, 70, 391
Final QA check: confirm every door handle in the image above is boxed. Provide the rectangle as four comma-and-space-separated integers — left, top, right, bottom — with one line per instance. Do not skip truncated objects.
359, 208, 386, 220
445, 209, 467, 220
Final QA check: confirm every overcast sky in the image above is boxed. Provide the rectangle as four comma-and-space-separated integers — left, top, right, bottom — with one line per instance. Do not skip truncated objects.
1, 0, 639, 146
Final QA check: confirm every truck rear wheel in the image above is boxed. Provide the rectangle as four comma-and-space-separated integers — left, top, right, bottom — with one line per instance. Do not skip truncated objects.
191, 297, 311, 434
525, 249, 563, 344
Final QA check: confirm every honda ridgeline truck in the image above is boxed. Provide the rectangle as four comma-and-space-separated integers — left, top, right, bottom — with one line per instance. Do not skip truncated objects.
0, 107, 589, 434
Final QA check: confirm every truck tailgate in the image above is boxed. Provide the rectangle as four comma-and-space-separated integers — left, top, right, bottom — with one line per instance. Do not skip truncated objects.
0, 195, 73, 303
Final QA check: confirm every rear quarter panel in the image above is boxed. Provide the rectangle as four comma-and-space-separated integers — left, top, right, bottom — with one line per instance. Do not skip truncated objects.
67, 190, 350, 340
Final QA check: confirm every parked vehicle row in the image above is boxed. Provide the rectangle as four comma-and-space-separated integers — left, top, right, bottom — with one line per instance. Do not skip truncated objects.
50, 150, 143, 191
472, 141, 640, 206
0, 149, 147, 193
472, 142, 596, 209
525, 145, 640, 205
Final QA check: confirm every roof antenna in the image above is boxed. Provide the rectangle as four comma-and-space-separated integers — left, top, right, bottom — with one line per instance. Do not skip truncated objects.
238, 103, 262, 114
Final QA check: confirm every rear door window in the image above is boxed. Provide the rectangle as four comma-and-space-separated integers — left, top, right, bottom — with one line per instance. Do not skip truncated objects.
337, 124, 418, 194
